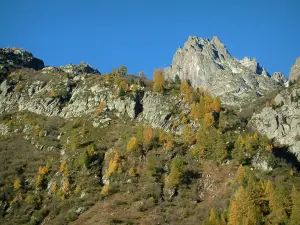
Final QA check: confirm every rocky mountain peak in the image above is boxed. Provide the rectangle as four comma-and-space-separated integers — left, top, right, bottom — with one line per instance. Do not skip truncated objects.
271, 72, 287, 85
0, 47, 44, 70
165, 36, 282, 105
0, 47, 45, 83
289, 56, 300, 82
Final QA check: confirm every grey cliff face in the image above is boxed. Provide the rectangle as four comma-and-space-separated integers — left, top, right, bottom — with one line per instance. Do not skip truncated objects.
0, 48, 185, 133
271, 72, 287, 86
165, 36, 283, 105
0, 73, 183, 134
250, 86, 300, 160
289, 57, 300, 83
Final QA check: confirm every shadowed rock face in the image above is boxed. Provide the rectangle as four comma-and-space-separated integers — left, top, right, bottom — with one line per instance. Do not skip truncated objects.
165, 36, 283, 105
289, 57, 300, 83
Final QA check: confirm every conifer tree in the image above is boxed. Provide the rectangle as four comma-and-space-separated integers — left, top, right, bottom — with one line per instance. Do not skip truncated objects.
166, 157, 184, 187
203, 113, 214, 129
175, 74, 181, 84
182, 124, 195, 147
236, 164, 245, 185
290, 185, 300, 224
208, 207, 219, 225
127, 137, 138, 153
153, 69, 165, 92
212, 97, 221, 113
228, 200, 238, 225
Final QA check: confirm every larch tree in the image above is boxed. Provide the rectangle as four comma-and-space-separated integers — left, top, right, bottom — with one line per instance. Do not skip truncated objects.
182, 124, 195, 147
153, 69, 165, 92
228, 200, 239, 225
127, 137, 138, 153
166, 156, 184, 188
290, 185, 300, 224
208, 207, 219, 225
143, 126, 155, 150
212, 97, 221, 113
203, 113, 215, 129
236, 164, 245, 185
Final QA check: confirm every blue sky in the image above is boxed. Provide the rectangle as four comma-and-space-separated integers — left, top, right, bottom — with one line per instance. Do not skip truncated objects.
0, 0, 299, 78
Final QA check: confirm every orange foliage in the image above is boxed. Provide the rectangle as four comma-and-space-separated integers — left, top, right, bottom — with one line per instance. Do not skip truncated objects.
38, 166, 49, 175
203, 113, 215, 129
127, 137, 138, 152
143, 126, 155, 147
94, 101, 106, 116
62, 178, 70, 193
107, 152, 121, 177
49, 89, 56, 97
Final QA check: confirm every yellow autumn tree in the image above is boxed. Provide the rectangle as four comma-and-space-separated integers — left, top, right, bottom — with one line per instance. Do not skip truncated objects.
143, 126, 155, 149
290, 185, 300, 224
62, 178, 70, 193
180, 80, 193, 103
14, 178, 21, 191
127, 137, 138, 152
165, 136, 174, 151
38, 166, 49, 175
181, 124, 195, 147
153, 69, 165, 92
204, 90, 214, 113
101, 184, 110, 196
212, 97, 221, 113
208, 207, 219, 225
228, 200, 239, 225
34, 175, 44, 188
107, 152, 121, 177
74, 185, 81, 195
129, 167, 136, 177
203, 113, 214, 129
236, 164, 245, 184
59, 162, 69, 176
166, 157, 183, 187
105, 73, 110, 82
87, 144, 95, 156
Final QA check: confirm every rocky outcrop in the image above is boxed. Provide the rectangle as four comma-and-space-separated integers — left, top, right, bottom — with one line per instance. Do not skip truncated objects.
289, 57, 300, 83
271, 72, 287, 86
165, 36, 283, 105
250, 86, 300, 160
0, 48, 44, 82
42, 63, 100, 76
0, 67, 182, 132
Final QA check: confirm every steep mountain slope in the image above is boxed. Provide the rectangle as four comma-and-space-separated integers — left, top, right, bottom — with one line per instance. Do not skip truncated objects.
1, 47, 300, 225
165, 36, 286, 105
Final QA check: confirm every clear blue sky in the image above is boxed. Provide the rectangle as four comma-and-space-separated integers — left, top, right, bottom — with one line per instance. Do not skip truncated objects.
0, 0, 299, 78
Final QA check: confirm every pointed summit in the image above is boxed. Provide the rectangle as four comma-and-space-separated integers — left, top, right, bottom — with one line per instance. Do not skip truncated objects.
165, 36, 283, 105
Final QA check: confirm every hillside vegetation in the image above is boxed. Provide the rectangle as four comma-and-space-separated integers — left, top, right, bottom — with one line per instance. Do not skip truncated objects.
1, 48, 300, 225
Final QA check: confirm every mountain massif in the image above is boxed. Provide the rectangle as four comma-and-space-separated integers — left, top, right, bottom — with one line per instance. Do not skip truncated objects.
165, 36, 287, 105
0, 37, 300, 225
